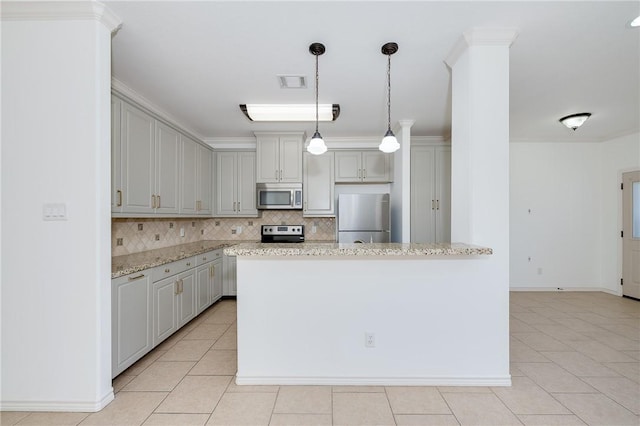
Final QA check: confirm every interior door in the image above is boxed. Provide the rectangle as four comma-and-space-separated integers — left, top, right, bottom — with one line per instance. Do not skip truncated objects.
622, 170, 640, 299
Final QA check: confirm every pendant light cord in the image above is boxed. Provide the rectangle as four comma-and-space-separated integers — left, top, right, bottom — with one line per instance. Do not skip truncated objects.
315, 53, 319, 134
387, 53, 391, 132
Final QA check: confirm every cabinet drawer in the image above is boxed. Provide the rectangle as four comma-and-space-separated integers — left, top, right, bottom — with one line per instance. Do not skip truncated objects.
196, 249, 222, 266
152, 256, 196, 282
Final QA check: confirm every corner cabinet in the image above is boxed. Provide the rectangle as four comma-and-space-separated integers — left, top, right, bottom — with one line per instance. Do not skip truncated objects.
255, 132, 304, 183
303, 151, 335, 216
112, 93, 213, 217
410, 145, 451, 243
215, 151, 258, 217
334, 150, 392, 183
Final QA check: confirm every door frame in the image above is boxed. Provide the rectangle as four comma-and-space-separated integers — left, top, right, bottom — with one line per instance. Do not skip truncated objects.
621, 169, 640, 299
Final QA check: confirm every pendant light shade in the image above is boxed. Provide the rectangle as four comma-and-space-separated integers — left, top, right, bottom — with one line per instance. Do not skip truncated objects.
307, 42, 327, 155
379, 42, 399, 153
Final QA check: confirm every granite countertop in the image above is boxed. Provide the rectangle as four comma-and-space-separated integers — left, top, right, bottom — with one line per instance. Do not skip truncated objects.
112, 240, 248, 279
223, 242, 492, 257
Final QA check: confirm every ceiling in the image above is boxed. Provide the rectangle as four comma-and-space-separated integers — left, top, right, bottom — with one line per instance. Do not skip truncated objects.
106, 1, 640, 143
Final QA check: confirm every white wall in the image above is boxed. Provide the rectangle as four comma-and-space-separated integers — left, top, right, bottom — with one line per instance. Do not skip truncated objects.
509, 133, 640, 293
1, 7, 118, 411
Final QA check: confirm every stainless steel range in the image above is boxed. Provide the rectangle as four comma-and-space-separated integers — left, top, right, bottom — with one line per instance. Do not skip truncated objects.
261, 225, 305, 243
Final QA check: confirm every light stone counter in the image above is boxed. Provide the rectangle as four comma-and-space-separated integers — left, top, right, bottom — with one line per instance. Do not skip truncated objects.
224, 242, 492, 257
112, 240, 252, 279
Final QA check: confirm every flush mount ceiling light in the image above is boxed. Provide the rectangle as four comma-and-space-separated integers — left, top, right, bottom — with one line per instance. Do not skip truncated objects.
630, 15, 640, 27
307, 42, 328, 155
239, 104, 340, 122
379, 42, 400, 153
559, 112, 592, 130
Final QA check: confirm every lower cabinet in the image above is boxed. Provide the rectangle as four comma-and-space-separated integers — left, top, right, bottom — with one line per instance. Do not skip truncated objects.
112, 271, 153, 378
152, 268, 196, 347
223, 255, 237, 296
112, 248, 226, 378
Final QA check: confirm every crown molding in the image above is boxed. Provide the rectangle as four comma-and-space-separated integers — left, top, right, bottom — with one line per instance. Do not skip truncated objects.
0, 1, 122, 33
111, 77, 205, 143
205, 138, 257, 150
411, 136, 449, 146
445, 27, 519, 68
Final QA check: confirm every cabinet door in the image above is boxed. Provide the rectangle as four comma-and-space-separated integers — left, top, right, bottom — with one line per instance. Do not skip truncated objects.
362, 151, 391, 182
303, 152, 335, 216
178, 270, 196, 327
410, 146, 437, 243
211, 258, 223, 303
111, 97, 122, 213
279, 136, 303, 183
122, 103, 155, 213
223, 255, 237, 296
215, 151, 238, 216
197, 145, 213, 215
112, 272, 152, 378
152, 276, 178, 346
155, 122, 181, 214
256, 135, 280, 183
196, 263, 212, 315
435, 147, 451, 243
334, 151, 362, 182
237, 151, 257, 215
181, 137, 198, 214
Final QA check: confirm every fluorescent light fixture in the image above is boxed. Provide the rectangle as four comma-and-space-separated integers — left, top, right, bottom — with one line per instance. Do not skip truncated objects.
559, 112, 591, 130
631, 15, 640, 27
239, 104, 340, 122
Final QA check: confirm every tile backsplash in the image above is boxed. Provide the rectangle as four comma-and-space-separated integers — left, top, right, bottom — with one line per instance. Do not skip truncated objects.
112, 212, 335, 256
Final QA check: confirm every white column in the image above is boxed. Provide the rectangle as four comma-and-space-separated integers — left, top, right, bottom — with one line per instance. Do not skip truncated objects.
390, 120, 414, 243
1, 2, 121, 411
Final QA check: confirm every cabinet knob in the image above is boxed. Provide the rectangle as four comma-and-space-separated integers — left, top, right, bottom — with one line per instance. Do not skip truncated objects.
165, 268, 170, 273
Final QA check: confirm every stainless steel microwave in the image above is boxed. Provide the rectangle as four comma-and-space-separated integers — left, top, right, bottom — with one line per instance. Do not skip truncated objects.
256, 183, 303, 210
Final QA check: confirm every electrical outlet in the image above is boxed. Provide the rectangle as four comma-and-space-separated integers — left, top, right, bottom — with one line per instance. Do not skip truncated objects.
311, 225, 317, 234
248, 220, 253, 226
116, 238, 123, 246
169, 222, 174, 229
155, 234, 160, 241
237, 225, 243, 234
138, 224, 143, 231
365, 332, 375, 348
537, 267, 543, 275
180, 227, 185, 237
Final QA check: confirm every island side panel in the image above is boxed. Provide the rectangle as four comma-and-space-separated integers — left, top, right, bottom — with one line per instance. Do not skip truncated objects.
236, 256, 510, 386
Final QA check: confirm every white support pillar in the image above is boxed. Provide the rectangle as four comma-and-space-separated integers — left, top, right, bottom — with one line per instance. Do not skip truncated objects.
391, 120, 414, 243
1, 2, 121, 411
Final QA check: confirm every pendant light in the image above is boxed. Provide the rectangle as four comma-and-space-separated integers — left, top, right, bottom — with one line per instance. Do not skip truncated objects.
307, 42, 327, 155
379, 42, 400, 153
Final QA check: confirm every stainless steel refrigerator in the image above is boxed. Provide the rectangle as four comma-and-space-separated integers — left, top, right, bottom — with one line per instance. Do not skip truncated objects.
337, 193, 390, 243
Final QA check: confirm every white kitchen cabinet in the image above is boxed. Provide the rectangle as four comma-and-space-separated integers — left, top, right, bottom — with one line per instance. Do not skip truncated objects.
215, 151, 258, 216
223, 254, 237, 296
111, 271, 152, 378
154, 121, 181, 214
334, 150, 392, 183
303, 151, 335, 216
255, 132, 303, 183
410, 145, 451, 243
111, 97, 123, 212
151, 257, 196, 347
181, 136, 213, 215
195, 250, 223, 314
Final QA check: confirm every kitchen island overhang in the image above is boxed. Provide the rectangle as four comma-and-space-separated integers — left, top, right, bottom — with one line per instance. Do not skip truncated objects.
225, 242, 511, 387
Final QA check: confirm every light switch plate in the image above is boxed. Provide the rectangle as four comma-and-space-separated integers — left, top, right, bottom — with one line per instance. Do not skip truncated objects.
43, 203, 67, 221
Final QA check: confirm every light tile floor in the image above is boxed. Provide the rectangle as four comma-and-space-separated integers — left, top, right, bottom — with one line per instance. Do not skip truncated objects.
2, 292, 639, 426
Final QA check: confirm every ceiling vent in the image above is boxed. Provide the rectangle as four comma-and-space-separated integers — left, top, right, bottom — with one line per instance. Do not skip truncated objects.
278, 75, 306, 89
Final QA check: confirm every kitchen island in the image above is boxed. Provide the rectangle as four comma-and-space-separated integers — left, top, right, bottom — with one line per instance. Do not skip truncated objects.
224, 242, 511, 387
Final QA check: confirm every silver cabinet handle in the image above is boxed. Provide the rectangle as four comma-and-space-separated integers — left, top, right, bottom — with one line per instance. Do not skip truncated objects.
186, 262, 191, 267
165, 268, 170, 273
363, 169, 367, 179
157, 195, 161, 208
431, 200, 435, 210
202, 256, 207, 261
436, 200, 440, 210
116, 190, 122, 207
152, 195, 157, 209
275, 169, 278, 179
175, 280, 180, 295
212, 265, 215, 278
233, 201, 236, 211
128, 273, 145, 281
237, 202, 240, 211
304, 201, 307, 211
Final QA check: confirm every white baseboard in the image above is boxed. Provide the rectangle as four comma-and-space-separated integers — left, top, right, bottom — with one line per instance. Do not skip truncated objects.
236, 376, 512, 387
0, 391, 114, 412
510, 286, 621, 296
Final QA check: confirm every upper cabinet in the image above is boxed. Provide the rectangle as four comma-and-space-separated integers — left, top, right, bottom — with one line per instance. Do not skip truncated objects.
334, 150, 392, 183
215, 151, 258, 217
112, 94, 213, 217
255, 132, 304, 183
303, 151, 335, 217
181, 136, 212, 216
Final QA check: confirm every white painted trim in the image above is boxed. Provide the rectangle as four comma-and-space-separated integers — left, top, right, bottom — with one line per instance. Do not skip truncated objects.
510, 137, 602, 144
111, 78, 206, 145
411, 136, 449, 146
0, 1, 122, 33
446, 28, 519, 68
510, 287, 621, 296
205, 137, 257, 149
236, 376, 512, 387
0, 391, 114, 413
